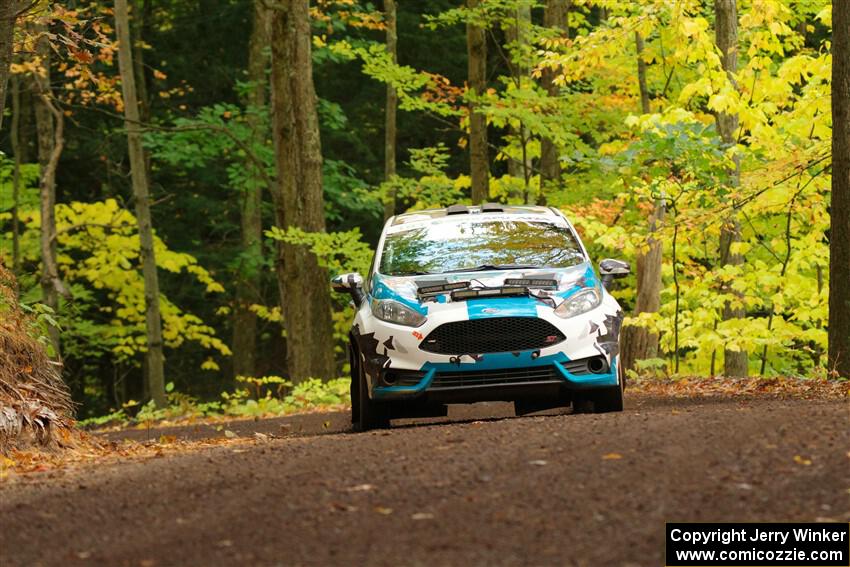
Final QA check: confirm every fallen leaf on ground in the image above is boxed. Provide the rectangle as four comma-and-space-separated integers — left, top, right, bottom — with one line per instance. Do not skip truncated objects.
224, 430, 237, 439
411, 512, 434, 520
602, 453, 623, 460
528, 459, 548, 466
631, 376, 848, 400
793, 455, 812, 466
375, 506, 393, 515
347, 483, 375, 492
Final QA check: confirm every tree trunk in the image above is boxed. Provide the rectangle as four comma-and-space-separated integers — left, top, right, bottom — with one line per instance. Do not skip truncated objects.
505, 1, 532, 199
621, 202, 665, 373
33, 24, 66, 359
383, 0, 398, 220
830, 0, 850, 378
467, 0, 489, 204
620, 27, 663, 374
714, 0, 747, 377
131, 0, 151, 124
232, 0, 269, 379
269, 0, 336, 383
0, 0, 17, 131
635, 32, 650, 114
11, 74, 21, 276
539, 0, 569, 195
115, 0, 167, 407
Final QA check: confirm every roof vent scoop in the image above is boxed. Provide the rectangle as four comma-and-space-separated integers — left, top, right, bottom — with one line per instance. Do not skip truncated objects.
481, 202, 504, 212
446, 204, 469, 215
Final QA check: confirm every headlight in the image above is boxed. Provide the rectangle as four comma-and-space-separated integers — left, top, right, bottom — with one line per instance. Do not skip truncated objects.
371, 299, 427, 327
554, 288, 601, 319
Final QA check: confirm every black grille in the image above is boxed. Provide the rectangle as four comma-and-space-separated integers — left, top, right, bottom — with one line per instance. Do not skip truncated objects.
429, 366, 561, 389
419, 317, 565, 354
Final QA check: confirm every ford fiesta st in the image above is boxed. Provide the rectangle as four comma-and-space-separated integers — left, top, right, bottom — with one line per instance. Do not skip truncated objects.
332, 204, 630, 431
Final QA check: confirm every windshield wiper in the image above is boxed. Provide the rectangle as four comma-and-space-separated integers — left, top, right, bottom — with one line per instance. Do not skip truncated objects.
442, 264, 541, 273
388, 270, 433, 276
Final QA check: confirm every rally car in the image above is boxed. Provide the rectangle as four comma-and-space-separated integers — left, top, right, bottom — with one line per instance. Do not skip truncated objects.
332, 204, 630, 431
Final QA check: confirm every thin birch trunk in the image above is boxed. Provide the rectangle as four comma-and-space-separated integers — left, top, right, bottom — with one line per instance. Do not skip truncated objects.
383, 0, 398, 220
539, 0, 570, 197
115, 0, 167, 407
467, 0, 489, 204
11, 74, 22, 276
714, 0, 748, 377
33, 25, 66, 359
636, 32, 650, 114
232, 0, 269, 379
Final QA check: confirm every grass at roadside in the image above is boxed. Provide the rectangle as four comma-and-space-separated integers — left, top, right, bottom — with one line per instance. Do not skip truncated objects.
79, 376, 350, 431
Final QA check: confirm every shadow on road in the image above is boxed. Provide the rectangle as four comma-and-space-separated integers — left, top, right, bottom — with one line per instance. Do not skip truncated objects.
97, 394, 747, 444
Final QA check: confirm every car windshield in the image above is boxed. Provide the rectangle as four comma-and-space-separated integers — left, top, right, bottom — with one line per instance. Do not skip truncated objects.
378, 218, 586, 276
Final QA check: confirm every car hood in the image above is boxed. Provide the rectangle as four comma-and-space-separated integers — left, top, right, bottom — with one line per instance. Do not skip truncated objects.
371, 262, 600, 315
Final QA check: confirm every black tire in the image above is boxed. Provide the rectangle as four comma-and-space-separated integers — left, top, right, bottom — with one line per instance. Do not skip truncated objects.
572, 394, 595, 414
591, 361, 625, 413
349, 343, 360, 426
353, 352, 390, 432
573, 362, 625, 414
591, 384, 624, 413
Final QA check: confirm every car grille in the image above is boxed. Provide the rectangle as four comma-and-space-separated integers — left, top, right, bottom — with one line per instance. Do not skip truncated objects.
419, 317, 566, 355
429, 365, 562, 389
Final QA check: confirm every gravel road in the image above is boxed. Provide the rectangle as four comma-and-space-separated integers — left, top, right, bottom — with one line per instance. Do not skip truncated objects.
1, 394, 848, 566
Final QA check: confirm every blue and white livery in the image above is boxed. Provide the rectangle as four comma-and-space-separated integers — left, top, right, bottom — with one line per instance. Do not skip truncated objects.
332, 204, 630, 430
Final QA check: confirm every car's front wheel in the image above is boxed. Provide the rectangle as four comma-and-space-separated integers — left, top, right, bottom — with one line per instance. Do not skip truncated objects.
590, 382, 624, 412
573, 362, 624, 414
352, 351, 390, 432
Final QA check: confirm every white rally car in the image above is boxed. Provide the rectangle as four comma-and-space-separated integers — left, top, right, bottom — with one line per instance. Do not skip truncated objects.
332, 204, 630, 430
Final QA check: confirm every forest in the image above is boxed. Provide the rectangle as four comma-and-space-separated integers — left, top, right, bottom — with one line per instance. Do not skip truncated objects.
0, 0, 848, 426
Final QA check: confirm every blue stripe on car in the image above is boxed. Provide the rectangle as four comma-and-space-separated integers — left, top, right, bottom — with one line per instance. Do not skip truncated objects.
466, 296, 539, 319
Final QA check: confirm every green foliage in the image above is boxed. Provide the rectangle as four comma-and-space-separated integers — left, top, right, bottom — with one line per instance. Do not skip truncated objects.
266, 226, 374, 277
625, 358, 669, 381
1, 195, 231, 367
379, 145, 470, 210
80, 377, 351, 427
4, 0, 841, 421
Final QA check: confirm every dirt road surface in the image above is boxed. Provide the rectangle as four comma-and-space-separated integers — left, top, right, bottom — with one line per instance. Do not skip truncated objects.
1, 394, 848, 566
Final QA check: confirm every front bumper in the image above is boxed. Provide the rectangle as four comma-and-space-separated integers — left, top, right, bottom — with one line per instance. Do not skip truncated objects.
372, 354, 619, 401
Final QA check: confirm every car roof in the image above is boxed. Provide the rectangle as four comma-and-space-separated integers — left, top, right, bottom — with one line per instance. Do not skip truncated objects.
390, 204, 562, 227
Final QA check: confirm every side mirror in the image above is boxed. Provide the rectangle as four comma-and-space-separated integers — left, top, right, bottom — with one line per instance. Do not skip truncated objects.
599, 259, 630, 290
331, 273, 366, 305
